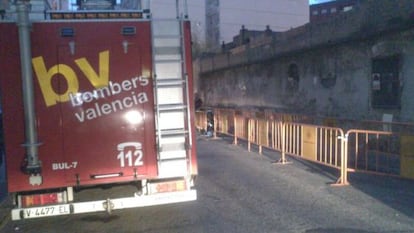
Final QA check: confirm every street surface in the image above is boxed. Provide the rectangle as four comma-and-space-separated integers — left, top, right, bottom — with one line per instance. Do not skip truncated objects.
1, 135, 414, 233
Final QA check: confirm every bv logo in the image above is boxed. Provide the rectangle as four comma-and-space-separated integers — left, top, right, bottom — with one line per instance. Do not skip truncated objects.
32, 50, 109, 107
117, 142, 144, 168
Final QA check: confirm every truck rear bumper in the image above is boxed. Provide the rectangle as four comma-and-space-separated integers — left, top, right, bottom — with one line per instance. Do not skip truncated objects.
11, 189, 197, 220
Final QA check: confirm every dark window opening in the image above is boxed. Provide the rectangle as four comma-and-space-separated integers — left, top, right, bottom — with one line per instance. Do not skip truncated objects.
320, 72, 336, 88
371, 56, 401, 109
287, 63, 300, 91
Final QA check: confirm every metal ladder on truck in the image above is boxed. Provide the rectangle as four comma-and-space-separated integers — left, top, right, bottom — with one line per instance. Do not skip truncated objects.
151, 8, 192, 179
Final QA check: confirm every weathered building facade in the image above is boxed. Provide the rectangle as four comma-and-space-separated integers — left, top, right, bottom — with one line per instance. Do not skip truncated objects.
196, 0, 414, 123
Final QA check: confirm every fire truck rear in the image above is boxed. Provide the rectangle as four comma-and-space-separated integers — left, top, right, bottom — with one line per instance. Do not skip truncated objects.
0, 0, 197, 220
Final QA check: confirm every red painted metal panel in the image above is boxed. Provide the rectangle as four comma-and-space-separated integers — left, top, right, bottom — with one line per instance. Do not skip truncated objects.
183, 21, 198, 176
0, 23, 30, 192
0, 21, 158, 192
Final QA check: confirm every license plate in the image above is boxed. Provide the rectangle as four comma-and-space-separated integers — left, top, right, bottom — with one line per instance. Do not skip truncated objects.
23, 205, 70, 219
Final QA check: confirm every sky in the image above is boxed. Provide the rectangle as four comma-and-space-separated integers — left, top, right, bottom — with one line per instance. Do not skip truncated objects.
150, 0, 310, 43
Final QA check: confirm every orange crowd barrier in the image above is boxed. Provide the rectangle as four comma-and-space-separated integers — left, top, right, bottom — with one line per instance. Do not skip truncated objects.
195, 108, 414, 184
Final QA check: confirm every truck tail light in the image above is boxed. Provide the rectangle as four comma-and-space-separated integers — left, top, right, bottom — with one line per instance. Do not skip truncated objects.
18, 191, 67, 208
148, 179, 187, 194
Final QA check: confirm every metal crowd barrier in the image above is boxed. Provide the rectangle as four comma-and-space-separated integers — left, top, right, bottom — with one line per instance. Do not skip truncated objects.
195, 108, 414, 184
346, 129, 400, 176
195, 111, 208, 132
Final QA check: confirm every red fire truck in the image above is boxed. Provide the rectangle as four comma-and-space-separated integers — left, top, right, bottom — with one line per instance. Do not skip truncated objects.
0, 0, 197, 220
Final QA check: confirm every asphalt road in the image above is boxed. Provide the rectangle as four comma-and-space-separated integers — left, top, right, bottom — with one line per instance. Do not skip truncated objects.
1, 135, 414, 233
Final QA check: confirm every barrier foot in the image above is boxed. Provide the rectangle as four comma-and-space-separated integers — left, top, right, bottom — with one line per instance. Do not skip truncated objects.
330, 177, 349, 187
272, 158, 292, 165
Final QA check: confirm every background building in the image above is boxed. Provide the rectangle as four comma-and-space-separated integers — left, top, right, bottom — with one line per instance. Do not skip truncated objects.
205, 0, 309, 51
310, 0, 361, 22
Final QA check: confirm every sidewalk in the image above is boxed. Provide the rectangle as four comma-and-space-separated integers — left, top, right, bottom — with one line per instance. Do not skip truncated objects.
0, 155, 7, 230
0, 194, 11, 230
0, 152, 8, 229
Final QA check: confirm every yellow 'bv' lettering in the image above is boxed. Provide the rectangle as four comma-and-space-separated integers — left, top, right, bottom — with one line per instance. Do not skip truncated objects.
32, 50, 109, 107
